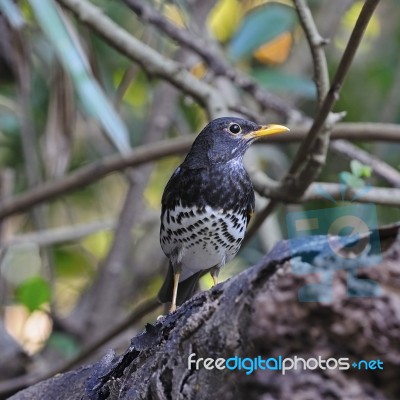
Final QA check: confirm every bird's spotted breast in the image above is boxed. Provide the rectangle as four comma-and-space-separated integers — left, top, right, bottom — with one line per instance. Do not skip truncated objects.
160, 203, 248, 281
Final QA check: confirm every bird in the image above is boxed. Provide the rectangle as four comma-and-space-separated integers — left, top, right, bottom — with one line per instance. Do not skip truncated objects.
158, 117, 289, 312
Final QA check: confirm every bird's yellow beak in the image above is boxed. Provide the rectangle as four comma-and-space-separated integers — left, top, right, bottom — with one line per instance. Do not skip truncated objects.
244, 124, 290, 140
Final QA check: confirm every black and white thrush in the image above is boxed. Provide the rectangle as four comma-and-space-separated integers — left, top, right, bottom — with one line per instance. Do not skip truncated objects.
158, 117, 289, 312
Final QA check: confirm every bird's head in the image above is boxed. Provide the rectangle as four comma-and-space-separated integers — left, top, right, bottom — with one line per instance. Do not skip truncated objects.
183, 117, 290, 168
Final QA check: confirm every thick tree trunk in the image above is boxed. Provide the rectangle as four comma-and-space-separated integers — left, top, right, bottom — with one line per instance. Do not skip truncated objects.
9, 224, 400, 400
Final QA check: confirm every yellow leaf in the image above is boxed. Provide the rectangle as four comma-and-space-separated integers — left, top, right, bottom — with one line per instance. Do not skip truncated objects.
335, 1, 380, 51
163, 4, 186, 28
254, 31, 293, 65
190, 62, 207, 79
82, 230, 112, 259
208, 0, 242, 42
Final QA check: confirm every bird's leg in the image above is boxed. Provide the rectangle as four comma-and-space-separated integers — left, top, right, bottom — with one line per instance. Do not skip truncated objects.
170, 264, 181, 313
210, 267, 219, 287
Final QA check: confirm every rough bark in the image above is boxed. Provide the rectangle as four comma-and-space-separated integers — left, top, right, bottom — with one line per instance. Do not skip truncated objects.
9, 224, 400, 400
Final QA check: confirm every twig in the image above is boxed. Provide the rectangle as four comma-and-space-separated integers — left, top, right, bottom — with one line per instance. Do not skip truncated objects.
331, 139, 400, 188
114, 64, 139, 108
302, 183, 400, 205
294, 0, 330, 104
2, 220, 115, 247
324, 122, 400, 141
56, 0, 228, 119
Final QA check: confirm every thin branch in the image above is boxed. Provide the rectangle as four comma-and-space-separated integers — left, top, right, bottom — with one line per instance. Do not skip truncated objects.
56, 0, 228, 119
293, 0, 330, 104
2, 220, 115, 247
324, 122, 400, 141
251, 170, 400, 206
114, 64, 139, 108
122, 0, 303, 120
302, 183, 400, 205
331, 139, 400, 188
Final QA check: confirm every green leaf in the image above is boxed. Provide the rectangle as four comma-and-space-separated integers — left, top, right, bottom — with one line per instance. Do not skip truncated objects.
54, 246, 93, 278
228, 3, 296, 61
16, 276, 51, 313
27, 0, 130, 154
350, 159, 372, 178
47, 332, 79, 358
252, 69, 316, 98
339, 171, 365, 189
350, 160, 363, 177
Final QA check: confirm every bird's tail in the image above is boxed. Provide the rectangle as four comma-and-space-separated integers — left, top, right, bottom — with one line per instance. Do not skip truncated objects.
158, 262, 202, 306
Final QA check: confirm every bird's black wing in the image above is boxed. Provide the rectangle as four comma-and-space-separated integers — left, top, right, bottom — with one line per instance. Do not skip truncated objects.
161, 165, 209, 213
161, 166, 182, 213
246, 190, 255, 227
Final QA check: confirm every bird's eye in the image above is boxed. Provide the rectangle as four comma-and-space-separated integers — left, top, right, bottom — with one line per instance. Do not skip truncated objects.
228, 123, 242, 135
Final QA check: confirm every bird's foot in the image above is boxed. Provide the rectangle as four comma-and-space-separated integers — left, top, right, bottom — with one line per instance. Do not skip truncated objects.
169, 303, 177, 313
